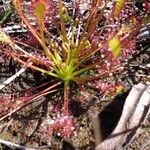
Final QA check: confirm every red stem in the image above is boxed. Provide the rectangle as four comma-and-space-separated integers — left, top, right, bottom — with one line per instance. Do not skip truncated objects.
63, 82, 69, 116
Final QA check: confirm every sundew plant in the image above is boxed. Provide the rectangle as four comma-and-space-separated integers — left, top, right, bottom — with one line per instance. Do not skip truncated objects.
0, 0, 146, 137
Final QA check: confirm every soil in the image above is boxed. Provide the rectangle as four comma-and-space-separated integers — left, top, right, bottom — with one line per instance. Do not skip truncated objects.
0, 1, 150, 150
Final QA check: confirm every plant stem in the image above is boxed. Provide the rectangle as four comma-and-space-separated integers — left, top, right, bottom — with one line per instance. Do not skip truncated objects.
63, 81, 69, 116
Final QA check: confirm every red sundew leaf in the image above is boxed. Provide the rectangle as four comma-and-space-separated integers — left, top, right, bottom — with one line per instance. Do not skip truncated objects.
46, 116, 75, 138
23, 0, 57, 24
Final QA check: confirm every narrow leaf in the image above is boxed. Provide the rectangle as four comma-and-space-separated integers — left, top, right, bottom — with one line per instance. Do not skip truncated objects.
35, 1, 46, 23
12, 0, 44, 48
114, 0, 125, 17
34, 1, 54, 60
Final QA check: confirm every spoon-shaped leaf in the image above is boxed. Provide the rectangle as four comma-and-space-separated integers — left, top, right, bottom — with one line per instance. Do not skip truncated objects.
108, 37, 120, 58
